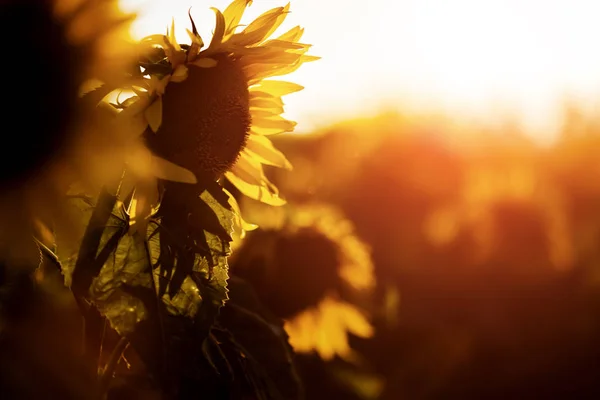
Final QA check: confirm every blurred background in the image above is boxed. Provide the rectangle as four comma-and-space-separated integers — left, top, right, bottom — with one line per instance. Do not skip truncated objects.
117, 0, 600, 398
4, 0, 600, 398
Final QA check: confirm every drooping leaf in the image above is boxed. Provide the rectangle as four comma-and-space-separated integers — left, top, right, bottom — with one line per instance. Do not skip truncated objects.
55, 193, 154, 335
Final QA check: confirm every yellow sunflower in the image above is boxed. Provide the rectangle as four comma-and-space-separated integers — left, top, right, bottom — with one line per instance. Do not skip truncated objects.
0, 0, 146, 268
231, 202, 376, 362
109, 0, 318, 220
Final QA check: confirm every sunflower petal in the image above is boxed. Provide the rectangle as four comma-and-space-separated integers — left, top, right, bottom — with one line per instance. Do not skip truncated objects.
263, 39, 309, 50
231, 4, 289, 46
234, 151, 265, 184
249, 108, 280, 118
144, 97, 163, 132
245, 135, 292, 170
150, 156, 197, 184
251, 104, 285, 115
249, 96, 283, 109
186, 28, 203, 46
186, 22, 204, 61
252, 116, 296, 132
341, 304, 374, 338
170, 65, 189, 82
248, 55, 320, 83
250, 80, 304, 96
275, 25, 304, 42
240, 51, 303, 66
225, 171, 286, 206
140, 34, 167, 46
207, 8, 226, 51
193, 57, 218, 68
168, 18, 181, 50
223, 0, 251, 37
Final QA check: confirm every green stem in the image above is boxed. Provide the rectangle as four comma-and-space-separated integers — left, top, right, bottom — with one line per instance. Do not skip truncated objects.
97, 336, 130, 399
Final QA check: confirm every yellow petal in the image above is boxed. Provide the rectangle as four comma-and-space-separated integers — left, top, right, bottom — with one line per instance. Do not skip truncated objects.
249, 80, 304, 96
249, 96, 283, 109
249, 109, 280, 118
150, 156, 197, 184
225, 171, 286, 206
231, 3, 289, 46
248, 54, 320, 83
207, 8, 226, 52
233, 151, 265, 183
144, 97, 163, 133
240, 51, 303, 66
168, 18, 181, 51
140, 34, 168, 47
251, 105, 284, 115
170, 65, 189, 82
117, 93, 150, 117
223, 0, 251, 37
340, 304, 374, 338
252, 116, 296, 133
193, 57, 218, 68
245, 135, 292, 170
263, 39, 309, 50
186, 28, 204, 46
275, 25, 304, 42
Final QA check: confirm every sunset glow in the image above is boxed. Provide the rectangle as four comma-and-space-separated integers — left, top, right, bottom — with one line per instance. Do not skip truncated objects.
119, 0, 600, 143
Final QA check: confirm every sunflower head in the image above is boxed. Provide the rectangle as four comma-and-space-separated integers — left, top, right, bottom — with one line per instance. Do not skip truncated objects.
148, 52, 252, 179
230, 202, 376, 361
115, 0, 317, 208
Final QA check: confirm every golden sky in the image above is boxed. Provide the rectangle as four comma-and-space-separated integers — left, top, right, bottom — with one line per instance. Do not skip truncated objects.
120, 0, 600, 144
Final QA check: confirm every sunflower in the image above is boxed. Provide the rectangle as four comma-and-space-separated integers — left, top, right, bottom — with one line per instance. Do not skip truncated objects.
50, 0, 318, 372
0, 0, 145, 270
231, 202, 376, 362
110, 0, 318, 217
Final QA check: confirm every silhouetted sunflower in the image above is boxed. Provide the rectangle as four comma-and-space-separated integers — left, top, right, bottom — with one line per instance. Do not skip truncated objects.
0, 0, 144, 268
111, 0, 318, 212
231, 202, 375, 361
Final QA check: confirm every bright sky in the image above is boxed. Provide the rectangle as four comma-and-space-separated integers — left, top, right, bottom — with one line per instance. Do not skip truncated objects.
119, 0, 600, 144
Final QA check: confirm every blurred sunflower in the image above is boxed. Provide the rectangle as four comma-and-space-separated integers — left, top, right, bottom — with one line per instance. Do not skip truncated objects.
231, 202, 375, 362
0, 0, 142, 268
423, 142, 573, 271
109, 0, 318, 216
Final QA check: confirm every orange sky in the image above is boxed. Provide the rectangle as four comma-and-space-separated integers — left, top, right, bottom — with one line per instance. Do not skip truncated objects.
120, 0, 600, 144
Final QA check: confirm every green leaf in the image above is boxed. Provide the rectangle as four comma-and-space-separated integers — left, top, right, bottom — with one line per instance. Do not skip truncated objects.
55, 194, 153, 336
55, 180, 235, 338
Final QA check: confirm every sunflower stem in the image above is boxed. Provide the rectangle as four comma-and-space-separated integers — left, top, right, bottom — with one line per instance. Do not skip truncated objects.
97, 336, 130, 399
